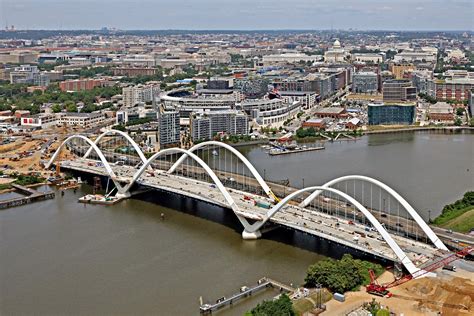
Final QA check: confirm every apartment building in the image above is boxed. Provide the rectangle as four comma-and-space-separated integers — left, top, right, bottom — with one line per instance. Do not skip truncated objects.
122, 84, 159, 107
190, 110, 248, 141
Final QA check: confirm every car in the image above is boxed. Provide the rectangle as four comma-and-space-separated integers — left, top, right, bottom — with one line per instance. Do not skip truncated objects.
446, 229, 453, 234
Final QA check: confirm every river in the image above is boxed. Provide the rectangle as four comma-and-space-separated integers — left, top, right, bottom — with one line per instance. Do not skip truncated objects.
0, 131, 473, 315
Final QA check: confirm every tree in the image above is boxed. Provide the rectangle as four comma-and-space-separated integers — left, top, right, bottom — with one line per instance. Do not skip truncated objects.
469, 118, 474, 127
456, 107, 465, 116
305, 254, 382, 293
249, 294, 295, 316
64, 101, 77, 113
51, 103, 62, 113
454, 117, 462, 126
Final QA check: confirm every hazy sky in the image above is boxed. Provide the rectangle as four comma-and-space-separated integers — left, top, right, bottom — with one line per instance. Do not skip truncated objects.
1, 0, 472, 30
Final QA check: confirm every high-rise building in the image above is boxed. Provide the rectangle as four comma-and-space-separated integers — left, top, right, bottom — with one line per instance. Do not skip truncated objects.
352, 71, 378, 93
190, 110, 248, 141
122, 84, 159, 107
468, 89, 474, 116
158, 111, 180, 147
382, 80, 417, 102
368, 103, 415, 125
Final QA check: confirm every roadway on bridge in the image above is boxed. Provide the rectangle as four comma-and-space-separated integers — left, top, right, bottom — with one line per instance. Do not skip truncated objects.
61, 159, 449, 271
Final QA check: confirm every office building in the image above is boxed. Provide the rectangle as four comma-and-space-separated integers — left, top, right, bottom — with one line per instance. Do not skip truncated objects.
390, 64, 415, 80
113, 67, 158, 77
353, 71, 378, 93
382, 80, 417, 102
9, 65, 49, 86
58, 112, 105, 128
428, 78, 474, 101
368, 103, 415, 125
190, 110, 248, 141
0, 51, 38, 64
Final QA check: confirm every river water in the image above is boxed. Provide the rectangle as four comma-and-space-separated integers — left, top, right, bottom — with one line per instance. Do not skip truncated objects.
1, 131, 473, 315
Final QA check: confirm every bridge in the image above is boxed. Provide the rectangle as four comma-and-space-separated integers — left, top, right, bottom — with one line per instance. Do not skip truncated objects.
45, 130, 461, 278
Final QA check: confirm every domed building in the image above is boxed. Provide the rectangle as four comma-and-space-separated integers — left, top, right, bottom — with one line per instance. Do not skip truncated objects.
324, 39, 350, 63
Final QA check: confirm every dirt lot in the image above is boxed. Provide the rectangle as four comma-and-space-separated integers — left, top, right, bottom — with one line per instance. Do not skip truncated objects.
323, 269, 474, 316
0, 134, 73, 176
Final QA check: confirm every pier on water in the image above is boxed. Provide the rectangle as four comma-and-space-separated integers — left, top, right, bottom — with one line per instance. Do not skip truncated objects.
199, 277, 296, 314
0, 184, 55, 209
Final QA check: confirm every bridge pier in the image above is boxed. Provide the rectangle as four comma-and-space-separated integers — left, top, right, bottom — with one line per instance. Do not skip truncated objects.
242, 230, 262, 240
115, 191, 131, 199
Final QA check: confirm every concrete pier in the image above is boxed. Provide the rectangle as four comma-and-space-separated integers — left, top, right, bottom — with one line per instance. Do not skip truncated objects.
0, 184, 55, 209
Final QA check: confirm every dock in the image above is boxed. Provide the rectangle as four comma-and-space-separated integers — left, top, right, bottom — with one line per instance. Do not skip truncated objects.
0, 184, 55, 209
199, 277, 296, 314
269, 146, 325, 156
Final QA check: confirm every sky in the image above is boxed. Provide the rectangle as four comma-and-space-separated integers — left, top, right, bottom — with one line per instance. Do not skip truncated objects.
1, 0, 473, 31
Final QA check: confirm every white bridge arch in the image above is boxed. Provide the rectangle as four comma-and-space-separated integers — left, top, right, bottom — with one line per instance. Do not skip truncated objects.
46, 133, 445, 274
300, 175, 448, 251
169, 140, 278, 201
245, 185, 420, 275
46, 135, 129, 195
83, 129, 148, 165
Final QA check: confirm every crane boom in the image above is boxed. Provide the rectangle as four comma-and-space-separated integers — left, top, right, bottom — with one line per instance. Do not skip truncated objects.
367, 247, 473, 297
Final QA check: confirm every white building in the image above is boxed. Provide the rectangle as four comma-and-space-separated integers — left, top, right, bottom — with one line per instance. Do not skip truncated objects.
324, 40, 350, 63
20, 114, 57, 129
240, 98, 302, 127
394, 49, 437, 63
123, 84, 159, 107
59, 112, 105, 128
262, 53, 322, 66
351, 53, 384, 64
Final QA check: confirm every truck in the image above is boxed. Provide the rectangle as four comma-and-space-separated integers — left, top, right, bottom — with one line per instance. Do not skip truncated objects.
442, 265, 456, 272
254, 200, 271, 209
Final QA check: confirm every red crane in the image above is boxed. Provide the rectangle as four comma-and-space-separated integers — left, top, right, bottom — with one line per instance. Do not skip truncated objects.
366, 247, 473, 298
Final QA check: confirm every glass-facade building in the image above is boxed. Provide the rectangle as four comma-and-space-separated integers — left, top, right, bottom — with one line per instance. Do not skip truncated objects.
368, 103, 415, 125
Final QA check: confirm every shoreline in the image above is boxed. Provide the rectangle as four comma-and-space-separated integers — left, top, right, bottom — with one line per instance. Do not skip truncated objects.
364, 126, 474, 135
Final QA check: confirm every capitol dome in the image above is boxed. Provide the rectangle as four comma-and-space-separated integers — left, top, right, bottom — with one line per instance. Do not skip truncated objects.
333, 39, 341, 48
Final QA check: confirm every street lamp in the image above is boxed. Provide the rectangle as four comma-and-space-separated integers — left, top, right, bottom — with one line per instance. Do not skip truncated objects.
302, 178, 305, 188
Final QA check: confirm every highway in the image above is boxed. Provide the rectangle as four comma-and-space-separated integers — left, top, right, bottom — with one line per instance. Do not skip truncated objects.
60, 158, 453, 271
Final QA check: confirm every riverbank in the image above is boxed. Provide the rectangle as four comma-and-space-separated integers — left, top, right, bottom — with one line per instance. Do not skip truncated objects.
364, 126, 474, 135
432, 192, 474, 234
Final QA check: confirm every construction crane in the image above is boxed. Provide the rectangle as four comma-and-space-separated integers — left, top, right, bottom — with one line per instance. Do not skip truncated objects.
366, 247, 473, 298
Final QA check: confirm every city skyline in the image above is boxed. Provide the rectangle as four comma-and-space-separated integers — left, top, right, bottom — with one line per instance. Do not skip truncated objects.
1, 0, 473, 31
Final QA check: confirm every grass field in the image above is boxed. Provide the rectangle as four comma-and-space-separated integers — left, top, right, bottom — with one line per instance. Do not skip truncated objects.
436, 208, 474, 233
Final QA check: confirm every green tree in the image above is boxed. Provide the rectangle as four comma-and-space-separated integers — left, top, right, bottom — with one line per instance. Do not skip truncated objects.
64, 101, 77, 113
250, 294, 295, 316
456, 107, 465, 116
51, 103, 62, 113
454, 117, 462, 126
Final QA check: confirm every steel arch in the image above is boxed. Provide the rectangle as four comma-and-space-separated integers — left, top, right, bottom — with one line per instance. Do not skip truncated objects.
300, 175, 448, 251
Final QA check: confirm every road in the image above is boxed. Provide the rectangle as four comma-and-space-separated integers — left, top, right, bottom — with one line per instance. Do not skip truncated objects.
60, 158, 457, 272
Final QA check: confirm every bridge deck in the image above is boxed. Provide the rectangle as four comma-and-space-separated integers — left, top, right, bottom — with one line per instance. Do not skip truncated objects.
59, 159, 447, 269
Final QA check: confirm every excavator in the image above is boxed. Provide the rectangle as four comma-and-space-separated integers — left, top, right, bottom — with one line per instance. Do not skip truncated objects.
366, 246, 473, 298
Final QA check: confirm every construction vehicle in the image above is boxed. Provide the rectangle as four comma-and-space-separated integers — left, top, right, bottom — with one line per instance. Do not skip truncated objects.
366, 247, 473, 298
